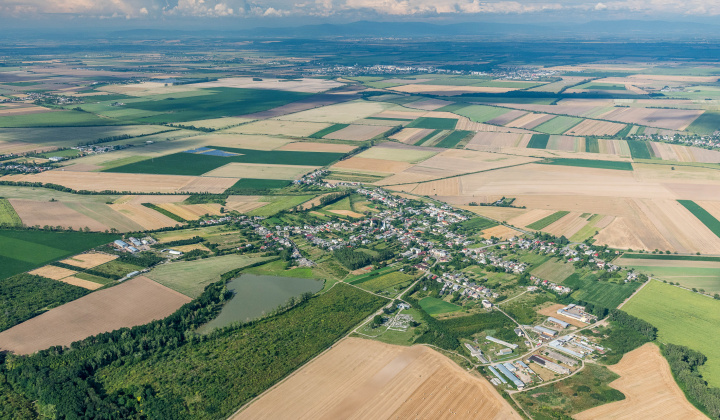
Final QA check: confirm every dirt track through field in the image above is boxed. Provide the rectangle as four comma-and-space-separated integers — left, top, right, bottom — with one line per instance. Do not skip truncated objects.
574, 343, 705, 420
0, 276, 191, 355
233, 337, 521, 420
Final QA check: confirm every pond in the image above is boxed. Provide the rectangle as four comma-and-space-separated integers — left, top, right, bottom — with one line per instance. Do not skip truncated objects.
198, 273, 323, 333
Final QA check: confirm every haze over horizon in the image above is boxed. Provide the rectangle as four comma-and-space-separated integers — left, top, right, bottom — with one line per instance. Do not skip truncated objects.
3, 0, 720, 32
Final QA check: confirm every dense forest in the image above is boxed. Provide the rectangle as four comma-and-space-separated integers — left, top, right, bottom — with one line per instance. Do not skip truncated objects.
598, 310, 657, 364
0, 273, 89, 332
1, 283, 385, 419
333, 247, 394, 270
663, 344, 720, 419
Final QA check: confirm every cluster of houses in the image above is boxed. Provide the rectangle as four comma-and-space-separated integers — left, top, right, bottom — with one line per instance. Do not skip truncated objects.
532, 276, 572, 294
0, 161, 53, 174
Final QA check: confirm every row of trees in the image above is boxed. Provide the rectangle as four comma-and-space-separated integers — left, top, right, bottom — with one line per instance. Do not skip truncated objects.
663, 344, 720, 419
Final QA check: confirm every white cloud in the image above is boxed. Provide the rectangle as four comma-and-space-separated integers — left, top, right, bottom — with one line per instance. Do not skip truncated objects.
4, 0, 720, 18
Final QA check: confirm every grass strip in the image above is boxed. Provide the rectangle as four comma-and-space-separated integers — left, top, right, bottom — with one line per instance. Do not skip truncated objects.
621, 253, 720, 262
678, 200, 720, 237
527, 134, 550, 149
414, 129, 442, 146
434, 130, 473, 148
141, 203, 186, 223
526, 210, 570, 230
309, 123, 349, 139
540, 158, 633, 171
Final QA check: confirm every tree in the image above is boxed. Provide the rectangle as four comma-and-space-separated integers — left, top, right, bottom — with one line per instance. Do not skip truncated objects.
371, 314, 384, 328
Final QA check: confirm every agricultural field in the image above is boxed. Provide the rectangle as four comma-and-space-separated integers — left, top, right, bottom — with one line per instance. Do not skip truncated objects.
352, 271, 415, 293
624, 280, 720, 387
407, 117, 458, 130
575, 343, 705, 420
530, 258, 575, 283
0, 198, 21, 226
526, 211, 570, 230
678, 200, 720, 237
234, 338, 520, 420
145, 254, 274, 298
419, 296, 463, 316
540, 158, 633, 171
0, 229, 117, 280
0, 276, 191, 354
533, 116, 583, 135
564, 271, 640, 309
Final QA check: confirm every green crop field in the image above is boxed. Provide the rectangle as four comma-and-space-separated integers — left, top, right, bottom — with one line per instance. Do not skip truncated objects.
248, 195, 316, 217
0, 229, 117, 280
627, 140, 654, 159
355, 271, 414, 293
418, 296, 462, 316
624, 280, 720, 387
614, 124, 632, 138
687, 111, 720, 135
570, 214, 602, 242
106, 146, 344, 176
226, 178, 291, 193
678, 200, 720, 237
0, 199, 22, 226
434, 130, 473, 148
0, 110, 122, 128
527, 134, 550, 149
309, 123, 349, 139
533, 116, 584, 135
91, 260, 144, 279
585, 137, 600, 153
453, 105, 510, 123
526, 211, 570, 230
415, 129, 441, 145
530, 259, 575, 282
564, 272, 640, 309
540, 158, 633, 171
576, 83, 628, 90
459, 217, 499, 232
626, 266, 720, 294
145, 254, 273, 298
119, 88, 312, 123
406, 117, 458, 130
141, 203, 186, 223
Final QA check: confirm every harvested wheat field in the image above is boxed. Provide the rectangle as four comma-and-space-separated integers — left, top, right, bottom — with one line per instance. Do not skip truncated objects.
462, 205, 529, 222
188, 133, 291, 151
157, 203, 223, 220
391, 84, 517, 95
542, 212, 590, 238
390, 127, 435, 144
53, 276, 104, 290
277, 100, 390, 124
537, 303, 587, 327
565, 119, 626, 136
371, 110, 425, 120
507, 209, 557, 228
29, 265, 78, 280
225, 196, 267, 213
110, 203, 180, 230
396, 149, 537, 181
233, 337, 520, 420
0, 276, 191, 355
332, 157, 412, 174
10, 199, 110, 231
598, 107, 703, 131
411, 178, 461, 196
357, 143, 438, 163
324, 124, 390, 141
328, 209, 364, 218
506, 113, 554, 129
575, 343, 704, 420
465, 132, 528, 150
481, 225, 520, 239
197, 77, 343, 93
16, 171, 235, 194
275, 142, 356, 153
202, 162, 317, 179
229, 120, 330, 137
404, 98, 454, 110
60, 252, 118, 269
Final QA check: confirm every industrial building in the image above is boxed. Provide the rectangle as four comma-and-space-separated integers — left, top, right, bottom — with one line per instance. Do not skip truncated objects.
547, 317, 570, 328
495, 363, 525, 389
533, 325, 559, 338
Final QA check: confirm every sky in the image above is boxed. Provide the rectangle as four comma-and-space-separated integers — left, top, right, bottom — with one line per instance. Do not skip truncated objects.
2, 0, 720, 25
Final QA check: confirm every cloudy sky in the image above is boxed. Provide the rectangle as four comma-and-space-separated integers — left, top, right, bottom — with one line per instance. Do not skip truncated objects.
2, 0, 720, 23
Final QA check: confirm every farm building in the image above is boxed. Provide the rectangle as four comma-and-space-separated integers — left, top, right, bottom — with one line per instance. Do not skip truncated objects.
488, 366, 507, 384
495, 363, 525, 389
546, 350, 578, 366
529, 355, 570, 375
549, 338, 585, 359
557, 304, 596, 323
547, 317, 570, 328
497, 348, 513, 356
486, 335, 518, 349
503, 362, 517, 372
114, 239, 129, 249
533, 325, 559, 338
